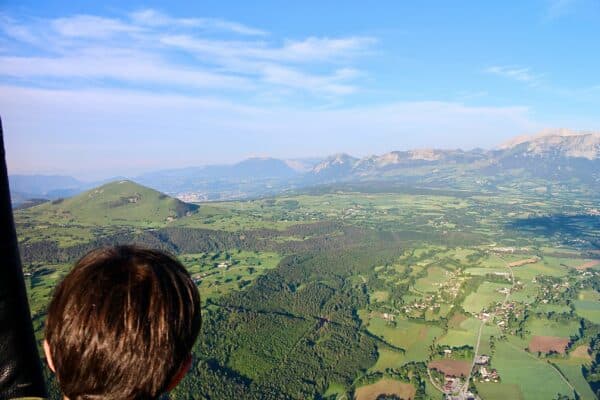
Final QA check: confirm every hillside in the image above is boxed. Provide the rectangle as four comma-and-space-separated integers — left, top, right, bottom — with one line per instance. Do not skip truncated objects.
22, 180, 199, 226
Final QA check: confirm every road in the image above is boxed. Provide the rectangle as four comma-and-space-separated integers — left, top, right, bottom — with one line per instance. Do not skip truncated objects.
459, 256, 515, 396
427, 256, 515, 398
429, 255, 580, 399
427, 367, 447, 394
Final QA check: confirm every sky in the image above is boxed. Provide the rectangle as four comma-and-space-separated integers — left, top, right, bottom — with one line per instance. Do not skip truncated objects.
1, 0, 600, 179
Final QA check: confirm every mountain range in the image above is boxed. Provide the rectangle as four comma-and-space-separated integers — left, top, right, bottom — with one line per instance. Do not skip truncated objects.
10, 129, 600, 206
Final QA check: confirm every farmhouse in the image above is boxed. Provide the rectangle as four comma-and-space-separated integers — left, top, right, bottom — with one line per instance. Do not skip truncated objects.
475, 355, 490, 365
477, 366, 500, 382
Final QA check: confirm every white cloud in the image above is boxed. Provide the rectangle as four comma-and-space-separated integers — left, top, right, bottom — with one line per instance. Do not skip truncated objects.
276, 36, 376, 62
1, 84, 540, 177
159, 34, 375, 63
0, 51, 252, 90
51, 15, 143, 39
0, 10, 372, 99
130, 8, 267, 36
485, 65, 541, 84
260, 65, 358, 95
0, 14, 45, 45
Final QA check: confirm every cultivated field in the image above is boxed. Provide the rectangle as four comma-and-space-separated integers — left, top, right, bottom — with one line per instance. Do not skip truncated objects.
354, 379, 416, 400
428, 360, 471, 377
528, 336, 570, 354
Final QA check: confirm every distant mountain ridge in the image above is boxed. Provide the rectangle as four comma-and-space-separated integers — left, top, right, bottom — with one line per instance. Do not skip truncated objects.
10, 129, 600, 205
9, 174, 84, 201
305, 129, 600, 185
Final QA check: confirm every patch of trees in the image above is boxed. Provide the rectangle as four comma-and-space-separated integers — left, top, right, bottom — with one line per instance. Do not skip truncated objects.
583, 331, 600, 398
19, 230, 174, 263
181, 244, 409, 398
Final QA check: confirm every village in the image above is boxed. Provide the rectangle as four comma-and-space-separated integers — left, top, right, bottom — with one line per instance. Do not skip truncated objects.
401, 271, 463, 318
434, 353, 499, 400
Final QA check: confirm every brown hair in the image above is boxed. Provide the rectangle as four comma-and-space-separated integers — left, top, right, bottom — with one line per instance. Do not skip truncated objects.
45, 245, 201, 400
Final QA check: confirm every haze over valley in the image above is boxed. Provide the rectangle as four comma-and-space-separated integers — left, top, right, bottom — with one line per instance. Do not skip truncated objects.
11, 129, 600, 207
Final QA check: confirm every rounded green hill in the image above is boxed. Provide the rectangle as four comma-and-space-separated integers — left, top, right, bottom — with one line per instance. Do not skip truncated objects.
30, 180, 198, 226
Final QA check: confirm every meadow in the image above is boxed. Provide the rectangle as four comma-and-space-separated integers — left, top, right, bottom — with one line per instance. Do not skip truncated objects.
16, 180, 600, 399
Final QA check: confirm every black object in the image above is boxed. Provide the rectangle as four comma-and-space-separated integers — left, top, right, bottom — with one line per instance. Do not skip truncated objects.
0, 116, 47, 399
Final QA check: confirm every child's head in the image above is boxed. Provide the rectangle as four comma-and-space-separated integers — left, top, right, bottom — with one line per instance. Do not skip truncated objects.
44, 245, 201, 400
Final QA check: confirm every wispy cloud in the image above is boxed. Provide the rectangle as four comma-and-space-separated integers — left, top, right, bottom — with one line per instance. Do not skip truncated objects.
485, 65, 542, 85
51, 15, 143, 39
158, 35, 375, 63
0, 9, 373, 99
130, 9, 268, 36
2, 84, 539, 177
545, 0, 577, 20
0, 15, 40, 45
0, 52, 252, 90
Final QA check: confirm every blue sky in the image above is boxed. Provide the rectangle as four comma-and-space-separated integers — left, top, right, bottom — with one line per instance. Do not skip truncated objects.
1, 0, 599, 179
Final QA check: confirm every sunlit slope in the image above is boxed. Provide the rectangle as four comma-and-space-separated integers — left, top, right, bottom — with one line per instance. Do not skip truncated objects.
24, 180, 198, 226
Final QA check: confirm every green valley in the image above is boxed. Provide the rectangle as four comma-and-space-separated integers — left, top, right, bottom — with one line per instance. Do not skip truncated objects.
16, 180, 600, 400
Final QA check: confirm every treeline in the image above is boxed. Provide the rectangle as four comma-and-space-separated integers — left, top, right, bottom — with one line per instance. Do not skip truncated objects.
20, 217, 488, 267
19, 221, 350, 264
579, 321, 600, 397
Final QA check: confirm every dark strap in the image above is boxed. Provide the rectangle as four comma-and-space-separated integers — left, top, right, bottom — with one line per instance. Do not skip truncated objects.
0, 116, 47, 399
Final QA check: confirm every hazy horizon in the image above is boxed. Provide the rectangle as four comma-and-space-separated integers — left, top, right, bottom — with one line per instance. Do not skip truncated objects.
5, 126, 599, 182
2, 0, 600, 180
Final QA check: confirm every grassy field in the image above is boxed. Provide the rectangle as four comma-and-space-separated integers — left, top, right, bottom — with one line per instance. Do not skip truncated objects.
552, 359, 597, 400
526, 318, 580, 338
511, 260, 569, 281
370, 347, 405, 372
26, 263, 72, 317
464, 267, 507, 276
574, 300, 600, 324
365, 316, 443, 363
437, 317, 480, 348
575, 290, 600, 323
414, 266, 449, 292
370, 290, 390, 303
462, 282, 507, 314
476, 382, 524, 400
491, 340, 573, 399
180, 250, 282, 303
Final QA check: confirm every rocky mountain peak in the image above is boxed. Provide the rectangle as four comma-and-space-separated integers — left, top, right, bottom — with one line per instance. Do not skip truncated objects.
500, 129, 600, 159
